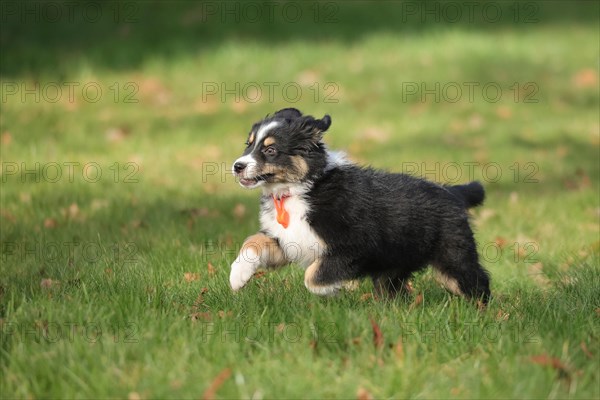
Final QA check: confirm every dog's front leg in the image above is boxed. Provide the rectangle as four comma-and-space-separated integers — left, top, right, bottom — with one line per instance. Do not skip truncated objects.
230, 233, 286, 291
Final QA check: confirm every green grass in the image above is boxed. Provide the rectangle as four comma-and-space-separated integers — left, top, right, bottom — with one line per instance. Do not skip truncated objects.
1, 1, 599, 398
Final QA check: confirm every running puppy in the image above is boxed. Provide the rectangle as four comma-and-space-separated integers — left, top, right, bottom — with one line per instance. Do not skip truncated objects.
230, 108, 490, 302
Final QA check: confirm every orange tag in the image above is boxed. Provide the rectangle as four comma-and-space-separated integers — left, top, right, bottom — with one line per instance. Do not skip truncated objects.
272, 195, 290, 228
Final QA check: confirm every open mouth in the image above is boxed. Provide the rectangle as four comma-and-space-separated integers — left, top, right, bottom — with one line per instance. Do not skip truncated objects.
238, 174, 273, 187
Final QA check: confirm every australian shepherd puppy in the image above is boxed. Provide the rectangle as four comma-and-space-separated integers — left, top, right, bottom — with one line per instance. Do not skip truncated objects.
230, 108, 491, 303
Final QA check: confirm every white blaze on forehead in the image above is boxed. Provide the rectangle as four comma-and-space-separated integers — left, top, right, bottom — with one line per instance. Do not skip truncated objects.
231, 120, 281, 180
255, 121, 280, 145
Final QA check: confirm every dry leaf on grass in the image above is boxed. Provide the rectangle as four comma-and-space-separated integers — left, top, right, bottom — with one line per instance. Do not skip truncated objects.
40, 278, 59, 289
1, 210, 16, 224
128, 392, 141, 400
360, 293, 373, 302
207, 262, 216, 276
572, 68, 598, 88
184, 272, 200, 282
232, 203, 246, 219
394, 340, 404, 360
356, 387, 374, 400
496, 309, 510, 321
369, 317, 384, 349
530, 354, 570, 380
494, 237, 508, 249
202, 368, 232, 400
44, 218, 57, 229
190, 312, 212, 322
527, 262, 551, 288
580, 342, 594, 359
1, 131, 11, 145
409, 293, 424, 311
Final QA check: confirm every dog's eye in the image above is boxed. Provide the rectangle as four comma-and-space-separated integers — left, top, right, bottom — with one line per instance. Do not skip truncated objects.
263, 147, 277, 156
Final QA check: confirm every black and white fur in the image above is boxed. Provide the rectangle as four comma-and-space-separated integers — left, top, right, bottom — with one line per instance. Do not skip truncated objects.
230, 108, 491, 302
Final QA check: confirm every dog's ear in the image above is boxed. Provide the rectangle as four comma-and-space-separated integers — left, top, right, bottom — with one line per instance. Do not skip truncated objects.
315, 114, 331, 133
294, 114, 332, 144
273, 108, 303, 121
308, 114, 332, 142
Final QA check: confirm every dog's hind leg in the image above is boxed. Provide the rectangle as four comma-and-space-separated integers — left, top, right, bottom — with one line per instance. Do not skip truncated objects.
230, 233, 287, 291
304, 256, 358, 296
433, 249, 491, 303
432, 219, 491, 303
372, 273, 413, 299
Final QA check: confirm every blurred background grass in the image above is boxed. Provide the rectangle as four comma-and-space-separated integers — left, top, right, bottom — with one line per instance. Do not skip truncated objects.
0, 1, 599, 398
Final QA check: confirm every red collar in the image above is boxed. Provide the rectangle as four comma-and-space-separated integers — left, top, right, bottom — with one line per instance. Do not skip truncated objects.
272, 194, 290, 228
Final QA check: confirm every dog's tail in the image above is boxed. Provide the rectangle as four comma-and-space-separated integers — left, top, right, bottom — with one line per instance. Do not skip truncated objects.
446, 181, 485, 208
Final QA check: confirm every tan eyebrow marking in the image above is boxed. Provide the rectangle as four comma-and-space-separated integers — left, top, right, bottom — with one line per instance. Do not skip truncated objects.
248, 132, 256, 145
263, 137, 276, 147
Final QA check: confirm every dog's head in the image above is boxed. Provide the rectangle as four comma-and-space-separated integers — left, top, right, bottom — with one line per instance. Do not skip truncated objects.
232, 108, 331, 189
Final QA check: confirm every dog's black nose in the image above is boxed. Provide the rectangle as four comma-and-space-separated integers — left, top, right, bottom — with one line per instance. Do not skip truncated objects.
233, 162, 246, 174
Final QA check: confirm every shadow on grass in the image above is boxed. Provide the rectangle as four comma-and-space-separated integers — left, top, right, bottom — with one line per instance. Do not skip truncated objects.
1, 0, 598, 77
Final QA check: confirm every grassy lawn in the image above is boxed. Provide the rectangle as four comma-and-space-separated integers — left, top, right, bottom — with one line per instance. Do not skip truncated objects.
1, 1, 598, 398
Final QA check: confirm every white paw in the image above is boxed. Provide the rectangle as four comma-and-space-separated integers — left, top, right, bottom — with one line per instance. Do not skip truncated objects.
230, 252, 259, 291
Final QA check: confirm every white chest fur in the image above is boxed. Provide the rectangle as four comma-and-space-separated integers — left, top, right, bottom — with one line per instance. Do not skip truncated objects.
260, 195, 326, 268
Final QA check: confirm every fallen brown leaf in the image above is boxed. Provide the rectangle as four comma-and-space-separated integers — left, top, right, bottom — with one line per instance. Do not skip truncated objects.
190, 312, 211, 322
202, 368, 232, 400
530, 354, 570, 380
496, 106, 512, 119
370, 317, 384, 349
232, 203, 246, 219
1, 210, 16, 223
105, 126, 130, 143
40, 278, 59, 289
207, 262, 216, 276
580, 342, 594, 359
356, 387, 374, 400
572, 68, 598, 88
44, 218, 57, 229
394, 340, 404, 360
527, 262, 551, 288
360, 126, 390, 143
360, 293, 373, 302
496, 309, 510, 321
67, 203, 79, 219
184, 272, 200, 282
1, 131, 11, 145
494, 237, 508, 249
128, 392, 141, 400
409, 293, 424, 311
